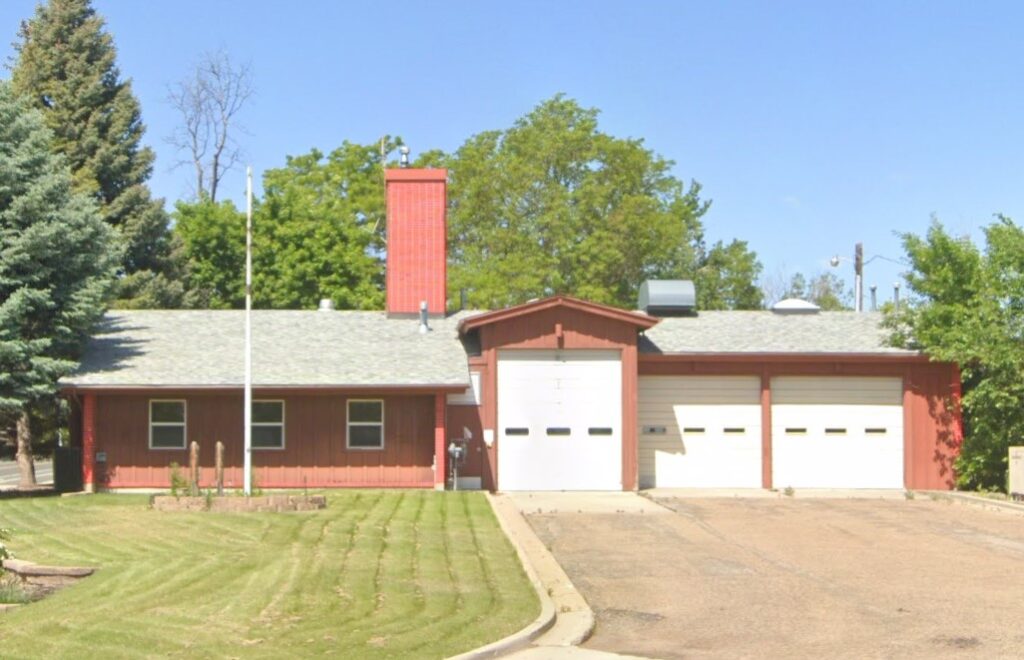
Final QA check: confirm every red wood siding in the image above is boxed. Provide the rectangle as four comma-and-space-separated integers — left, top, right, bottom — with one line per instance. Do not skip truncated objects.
639, 356, 961, 490
446, 403, 487, 480
904, 363, 960, 489
90, 391, 437, 489
476, 305, 641, 491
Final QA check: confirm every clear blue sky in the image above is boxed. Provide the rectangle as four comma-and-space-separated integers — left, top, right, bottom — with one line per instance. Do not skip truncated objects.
3, 0, 1022, 304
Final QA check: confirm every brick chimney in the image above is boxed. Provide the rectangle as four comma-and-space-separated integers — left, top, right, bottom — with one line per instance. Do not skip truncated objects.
385, 168, 448, 317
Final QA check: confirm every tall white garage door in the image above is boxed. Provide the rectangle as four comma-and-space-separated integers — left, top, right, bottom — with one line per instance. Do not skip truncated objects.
771, 376, 904, 489
638, 376, 762, 488
497, 350, 622, 491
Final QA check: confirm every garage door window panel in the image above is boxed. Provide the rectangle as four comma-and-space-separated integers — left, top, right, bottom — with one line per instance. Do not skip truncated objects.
348, 400, 384, 449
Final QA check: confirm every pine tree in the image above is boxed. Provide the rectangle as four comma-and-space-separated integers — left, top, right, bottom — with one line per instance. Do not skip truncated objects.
0, 80, 116, 486
10, 0, 181, 308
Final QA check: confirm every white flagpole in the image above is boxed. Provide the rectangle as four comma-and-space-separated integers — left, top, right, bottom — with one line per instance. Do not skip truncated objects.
244, 166, 253, 496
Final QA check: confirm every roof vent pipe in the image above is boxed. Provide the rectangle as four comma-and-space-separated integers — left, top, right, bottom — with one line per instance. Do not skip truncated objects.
318, 298, 335, 312
399, 145, 410, 168
418, 300, 431, 334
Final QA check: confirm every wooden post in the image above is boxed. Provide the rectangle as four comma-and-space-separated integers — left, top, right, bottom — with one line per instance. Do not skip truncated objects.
189, 441, 200, 496
82, 393, 96, 493
215, 441, 224, 496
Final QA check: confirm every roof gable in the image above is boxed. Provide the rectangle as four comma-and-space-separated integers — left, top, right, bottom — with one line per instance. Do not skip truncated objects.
457, 296, 658, 334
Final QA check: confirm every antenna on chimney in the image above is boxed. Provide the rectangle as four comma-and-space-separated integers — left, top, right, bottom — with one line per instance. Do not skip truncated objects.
399, 145, 410, 168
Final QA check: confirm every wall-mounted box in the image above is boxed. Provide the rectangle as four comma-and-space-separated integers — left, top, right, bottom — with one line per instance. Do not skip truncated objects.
1009, 446, 1024, 500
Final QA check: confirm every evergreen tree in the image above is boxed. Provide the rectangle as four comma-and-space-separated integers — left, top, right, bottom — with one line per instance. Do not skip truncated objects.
10, 0, 181, 308
0, 81, 116, 486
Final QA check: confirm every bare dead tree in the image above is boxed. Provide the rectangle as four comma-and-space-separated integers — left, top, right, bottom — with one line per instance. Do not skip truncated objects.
166, 50, 253, 202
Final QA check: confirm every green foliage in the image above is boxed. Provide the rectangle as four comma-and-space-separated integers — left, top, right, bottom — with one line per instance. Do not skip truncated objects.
785, 272, 852, 310
0, 527, 13, 559
11, 0, 180, 308
173, 199, 246, 308
441, 95, 760, 310
0, 575, 30, 605
251, 140, 394, 309
0, 81, 116, 415
697, 240, 764, 310
168, 462, 187, 497
886, 218, 1024, 490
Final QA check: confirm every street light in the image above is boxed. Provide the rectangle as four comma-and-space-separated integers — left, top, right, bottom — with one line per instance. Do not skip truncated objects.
830, 243, 865, 312
830, 244, 906, 313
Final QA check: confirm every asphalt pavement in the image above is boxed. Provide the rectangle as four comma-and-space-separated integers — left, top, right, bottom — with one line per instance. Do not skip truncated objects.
0, 459, 53, 488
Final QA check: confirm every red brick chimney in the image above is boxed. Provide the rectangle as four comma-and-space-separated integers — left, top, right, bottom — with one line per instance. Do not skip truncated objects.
385, 168, 448, 317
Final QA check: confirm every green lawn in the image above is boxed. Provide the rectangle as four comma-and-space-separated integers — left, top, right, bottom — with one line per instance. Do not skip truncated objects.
0, 491, 538, 659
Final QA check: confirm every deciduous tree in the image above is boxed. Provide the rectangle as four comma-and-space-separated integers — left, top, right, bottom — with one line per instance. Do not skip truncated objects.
440, 95, 760, 309
172, 199, 246, 308
251, 140, 395, 309
166, 50, 254, 202
0, 81, 116, 486
886, 218, 1024, 490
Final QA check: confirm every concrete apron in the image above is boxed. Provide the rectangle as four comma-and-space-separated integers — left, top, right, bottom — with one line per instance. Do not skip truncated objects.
451, 492, 661, 660
643, 487, 908, 500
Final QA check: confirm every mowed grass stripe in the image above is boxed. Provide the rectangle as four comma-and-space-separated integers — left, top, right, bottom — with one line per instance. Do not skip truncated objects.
0, 491, 537, 658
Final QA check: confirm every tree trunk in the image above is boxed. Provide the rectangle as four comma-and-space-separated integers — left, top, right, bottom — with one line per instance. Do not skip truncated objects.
16, 411, 37, 488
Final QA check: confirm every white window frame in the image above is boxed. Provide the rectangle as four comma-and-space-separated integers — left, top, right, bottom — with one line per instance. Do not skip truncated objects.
252, 400, 286, 451
347, 399, 385, 450
149, 399, 187, 450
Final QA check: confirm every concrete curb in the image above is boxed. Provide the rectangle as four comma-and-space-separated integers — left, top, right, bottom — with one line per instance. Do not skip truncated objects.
447, 494, 557, 660
919, 490, 1024, 515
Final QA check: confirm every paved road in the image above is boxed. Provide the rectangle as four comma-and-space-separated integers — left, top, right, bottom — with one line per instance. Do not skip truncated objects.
0, 459, 53, 487
526, 496, 1024, 659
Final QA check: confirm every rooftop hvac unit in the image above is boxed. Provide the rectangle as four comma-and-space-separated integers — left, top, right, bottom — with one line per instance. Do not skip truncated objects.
1010, 446, 1024, 501
638, 280, 696, 316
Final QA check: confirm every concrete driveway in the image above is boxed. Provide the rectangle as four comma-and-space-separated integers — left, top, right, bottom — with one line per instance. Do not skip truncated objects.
522, 493, 1024, 659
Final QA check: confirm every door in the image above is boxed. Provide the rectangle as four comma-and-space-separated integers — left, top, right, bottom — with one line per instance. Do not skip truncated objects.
638, 376, 762, 488
497, 350, 622, 491
771, 376, 904, 488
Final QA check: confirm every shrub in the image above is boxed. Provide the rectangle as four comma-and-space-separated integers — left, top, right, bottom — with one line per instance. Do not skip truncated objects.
0, 527, 13, 560
169, 462, 188, 498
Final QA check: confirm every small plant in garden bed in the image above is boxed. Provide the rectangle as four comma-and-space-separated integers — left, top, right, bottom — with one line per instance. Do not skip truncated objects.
0, 527, 14, 560
0, 575, 30, 605
168, 462, 187, 498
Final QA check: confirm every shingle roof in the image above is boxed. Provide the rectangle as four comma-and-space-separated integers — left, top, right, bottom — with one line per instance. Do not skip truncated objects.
639, 311, 916, 355
62, 310, 480, 388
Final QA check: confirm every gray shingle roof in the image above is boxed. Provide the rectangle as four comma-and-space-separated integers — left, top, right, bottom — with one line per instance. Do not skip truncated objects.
62, 310, 479, 388
640, 311, 916, 355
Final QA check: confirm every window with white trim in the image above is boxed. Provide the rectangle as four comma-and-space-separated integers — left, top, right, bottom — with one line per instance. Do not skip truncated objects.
348, 399, 384, 449
252, 400, 285, 449
150, 400, 186, 449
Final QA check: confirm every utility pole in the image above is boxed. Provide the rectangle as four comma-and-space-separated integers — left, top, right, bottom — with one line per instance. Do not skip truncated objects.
244, 166, 253, 496
854, 242, 864, 313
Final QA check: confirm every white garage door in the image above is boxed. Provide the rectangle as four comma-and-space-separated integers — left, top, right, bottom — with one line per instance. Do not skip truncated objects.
771, 376, 904, 489
638, 376, 762, 488
497, 350, 622, 491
